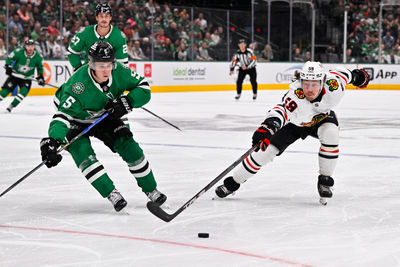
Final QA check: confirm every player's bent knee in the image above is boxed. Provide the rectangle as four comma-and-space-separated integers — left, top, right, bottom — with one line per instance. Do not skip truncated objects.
318, 122, 339, 145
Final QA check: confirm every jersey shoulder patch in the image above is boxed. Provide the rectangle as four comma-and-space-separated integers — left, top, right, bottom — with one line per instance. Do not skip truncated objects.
294, 88, 305, 99
326, 79, 339, 91
71, 82, 85, 94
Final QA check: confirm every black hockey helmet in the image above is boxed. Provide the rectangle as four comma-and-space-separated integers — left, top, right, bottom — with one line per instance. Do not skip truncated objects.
238, 39, 247, 45
24, 39, 35, 46
95, 3, 112, 16
88, 41, 116, 70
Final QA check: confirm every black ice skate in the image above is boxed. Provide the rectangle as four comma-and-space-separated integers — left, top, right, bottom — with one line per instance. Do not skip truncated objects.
146, 188, 167, 205
317, 175, 334, 205
253, 93, 257, 100
235, 94, 241, 100
6, 105, 13, 113
215, 176, 240, 198
107, 189, 127, 212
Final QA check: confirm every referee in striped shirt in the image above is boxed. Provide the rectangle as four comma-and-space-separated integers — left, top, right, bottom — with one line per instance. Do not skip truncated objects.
230, 39, 258, 100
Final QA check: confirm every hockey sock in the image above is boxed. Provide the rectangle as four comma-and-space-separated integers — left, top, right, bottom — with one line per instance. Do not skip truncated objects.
79, 158, 115, 198
11, 93, 25, 107
128, 157, 157, 192
114, 137, 157, 193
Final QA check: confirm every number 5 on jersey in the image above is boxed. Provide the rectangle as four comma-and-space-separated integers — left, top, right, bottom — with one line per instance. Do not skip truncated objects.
63, 96, 76, 109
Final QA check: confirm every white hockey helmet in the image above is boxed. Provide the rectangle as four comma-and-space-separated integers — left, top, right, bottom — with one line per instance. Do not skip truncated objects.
300, 61, 325, 81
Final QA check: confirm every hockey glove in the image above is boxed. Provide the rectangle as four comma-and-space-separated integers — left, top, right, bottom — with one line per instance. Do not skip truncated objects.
37, 74, 45, 86
105, 96, 133, 119
252, 118, 280, 152
351, 69, 369, 88
5, 65, 13, 76
40, 137, 62, 168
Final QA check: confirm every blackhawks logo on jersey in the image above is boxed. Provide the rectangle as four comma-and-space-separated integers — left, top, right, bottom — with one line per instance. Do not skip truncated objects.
326, 79, 339, 91
72, 82, 85, 94
294, 88, 305, 99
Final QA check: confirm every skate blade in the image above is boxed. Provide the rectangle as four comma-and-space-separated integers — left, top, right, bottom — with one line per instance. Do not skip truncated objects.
319, 197, 328, 205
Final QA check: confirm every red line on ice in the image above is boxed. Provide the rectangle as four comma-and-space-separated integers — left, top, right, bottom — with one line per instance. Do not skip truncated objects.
0, 224, 313, 267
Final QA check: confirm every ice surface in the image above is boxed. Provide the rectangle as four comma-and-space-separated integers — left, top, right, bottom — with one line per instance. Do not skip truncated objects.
0, 90, 399, 267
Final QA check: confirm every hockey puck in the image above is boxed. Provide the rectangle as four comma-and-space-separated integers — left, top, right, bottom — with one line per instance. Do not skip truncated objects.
198, 233, 209, 238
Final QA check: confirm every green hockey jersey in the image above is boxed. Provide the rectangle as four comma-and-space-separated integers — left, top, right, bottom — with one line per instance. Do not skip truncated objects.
6, 47, 44, 80
67, 25, 128, 69
49, 63, 150, 143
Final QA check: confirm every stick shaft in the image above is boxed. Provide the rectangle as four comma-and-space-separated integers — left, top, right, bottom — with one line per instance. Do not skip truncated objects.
141, 107, 181, 131
0, 113, 109, 198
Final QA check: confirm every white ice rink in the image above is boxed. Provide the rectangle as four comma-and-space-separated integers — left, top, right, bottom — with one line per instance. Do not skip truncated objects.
0, 89, 399, 267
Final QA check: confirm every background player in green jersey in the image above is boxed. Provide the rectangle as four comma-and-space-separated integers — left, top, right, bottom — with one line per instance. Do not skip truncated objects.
0, 39, 45, 112
40, 41, 166, 212
67, 3, 128, 72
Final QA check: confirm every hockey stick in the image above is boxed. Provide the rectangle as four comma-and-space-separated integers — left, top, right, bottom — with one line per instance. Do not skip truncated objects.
0, 112, 109, 198
147, 145, 258, 222
140, 107, 181, 131
3, 66, 58, 88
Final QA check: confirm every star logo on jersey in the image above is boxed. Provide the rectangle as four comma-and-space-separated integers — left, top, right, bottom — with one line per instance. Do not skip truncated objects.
294, 88, 305, 99
326, 79, 339, 91
72, 82, 85, 94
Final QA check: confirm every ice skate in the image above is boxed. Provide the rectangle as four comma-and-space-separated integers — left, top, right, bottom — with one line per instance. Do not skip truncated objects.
6, 105, 13, 113
107, 189, 127, 212
253, 93, 257, 100
317, 175, 334, 206
235, 94, 241, 100
146, 188, 167, 205
215, 176, 240, 198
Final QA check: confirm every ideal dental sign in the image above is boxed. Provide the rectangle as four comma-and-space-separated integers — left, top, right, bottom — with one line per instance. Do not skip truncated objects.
173, 67, 206, 80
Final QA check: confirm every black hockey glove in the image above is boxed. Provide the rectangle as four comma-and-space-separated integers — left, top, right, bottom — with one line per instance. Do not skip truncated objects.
351, 69, 369, 88
252, 118, 280, 152
37, 74, 45, 86
40, 138, 62, 168
105, 96, 133, 119
5, 65, 13, 76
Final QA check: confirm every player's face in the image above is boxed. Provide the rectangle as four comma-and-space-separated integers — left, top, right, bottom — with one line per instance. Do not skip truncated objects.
92, 62, 113, 83
302, 80, 321, 101
25, 44, 35, 56
96, 13, 112, 28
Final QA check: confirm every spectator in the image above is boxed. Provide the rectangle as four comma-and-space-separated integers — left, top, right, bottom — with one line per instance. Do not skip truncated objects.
9, 15, 23, 34
345, 48, 356, 63
165, 21, 179, 45
383, 31, 395, 50
188, 43, 201, 61
210, 28, 221, 46
0, 38, 6, 58
196, 12, 207, 32
31, 22, 41, 41
198, 41, 213, 61
260, 44, 273, 61
175, 42, 188, 61
292, 47, 305, 62
129, 40, 148, 60
139, 20, 151, 39
17, 4, 30, 24
35, 32, 51, 58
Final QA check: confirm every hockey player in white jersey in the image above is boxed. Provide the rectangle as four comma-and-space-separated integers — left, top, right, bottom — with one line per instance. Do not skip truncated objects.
215, 61, 369, 205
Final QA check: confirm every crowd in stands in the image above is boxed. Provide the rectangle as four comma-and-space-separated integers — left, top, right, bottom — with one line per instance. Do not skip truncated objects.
0, 0, 399, 63
346, 0, 400, 63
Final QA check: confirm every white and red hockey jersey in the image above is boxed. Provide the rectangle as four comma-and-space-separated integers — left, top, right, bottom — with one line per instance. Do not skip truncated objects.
265, 67, 353, 128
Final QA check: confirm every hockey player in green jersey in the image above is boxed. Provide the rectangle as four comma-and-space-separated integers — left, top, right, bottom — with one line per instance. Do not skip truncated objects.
0, 39, 45, 112
67, 3, 128, 72
40, 41, 166, 212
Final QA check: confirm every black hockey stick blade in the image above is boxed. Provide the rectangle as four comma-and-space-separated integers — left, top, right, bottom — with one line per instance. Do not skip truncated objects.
146, 145, 258, 222
147, 202, 175, 222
